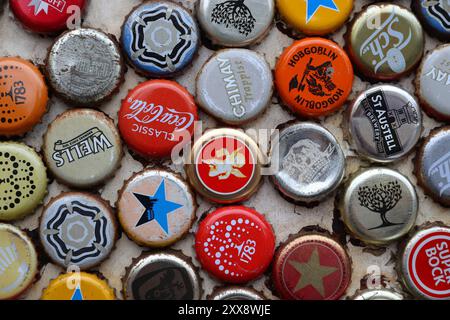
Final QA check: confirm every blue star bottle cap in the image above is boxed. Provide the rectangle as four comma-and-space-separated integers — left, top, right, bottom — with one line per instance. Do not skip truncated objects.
412, 0, 450, 41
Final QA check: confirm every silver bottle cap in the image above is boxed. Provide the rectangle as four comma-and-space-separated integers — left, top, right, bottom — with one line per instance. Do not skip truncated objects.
196, 49, 272, 125
347, 85, 422, 163
340, 168, 417, 246
209, 287, 264, 300
271, 122, 345, 203
351, 289, 403, 300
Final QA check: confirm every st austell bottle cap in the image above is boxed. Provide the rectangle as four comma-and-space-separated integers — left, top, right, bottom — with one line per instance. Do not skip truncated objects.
185, 128, 263, 204
0, 224, 38, 300
345, 3, 424, 81
195, 206, 275, 284
123, 251, 201, 300
121, 1, 200, 78
350, 288, 403, 300
414, 126, 450, 207
0, 57, 48, 136
118, 80, 198, 159
41, 272, 115, 300
272, 233, 351, 300
340, 168, 418, 246
9, 0, 86, 34
208, 286, 265, 300
39, 192, 118, 270
196, 49, 273, 125
196, 0, 274, 47
411, 0, 450, 41
415, 44, 450, 122
0, 142, 47, 221
276, 0, 353, 35
346, 85, 422, 163
45, 28, 124, 106
271, 122, 345, 204
275, 38, 353, 119
43, 109, 123, 188
117, 169, 196, 247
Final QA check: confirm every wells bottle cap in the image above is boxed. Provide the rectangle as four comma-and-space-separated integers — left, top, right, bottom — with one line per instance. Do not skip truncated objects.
339, 168, 418, 246
121, 1, 200, 78
117, 169, 196, 247
185, 128, 263, 203
208, 286, 265, 300
272, 233, 351, 300
411, 0, 450, 41
276, 0, 353, 35
275, 38, 353, 118
345, 3, 424, 81
0, 224, 38, 300
118, 80, 198, 159
39, 192, 118, 270
123, 251, 201, 300
195, 206, 275, 284
271, 122, 345, 204
0, 142, 47, 221
41, 272, 115, 300
196, 0, 274, 47
0, 57, 48, 136
196, 49, 273, 125
46, 28, 124, 106
350, 288, 403, 300
346, 85, 422, 163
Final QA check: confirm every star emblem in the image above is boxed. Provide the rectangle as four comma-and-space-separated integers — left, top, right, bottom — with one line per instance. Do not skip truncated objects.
133, 180, 183, 234
71, 285, 83, 300
289, 247, 337, 297
28, 0, 49, 15
305, 0, 339, 23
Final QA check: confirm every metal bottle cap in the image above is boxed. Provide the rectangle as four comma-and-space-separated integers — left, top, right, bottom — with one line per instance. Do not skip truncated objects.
123, 251, 201, 300
39, 192, 118, 270
271, 122, 345, 203
347, 85, 422, 163
209, 286, 265, 300
351, 288, 403, 300
196, 49, 273, 125
43, 109, 123, 188
0, 224, 38, 300
345, 3, 424, 81
196, 0, 274, 47
340, 168, 418, 246
117, 169, 196, 248
46, 28, 124, 106
411, 0, 450, 41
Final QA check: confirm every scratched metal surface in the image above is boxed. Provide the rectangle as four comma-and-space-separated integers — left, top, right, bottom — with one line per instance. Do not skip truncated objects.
0, 0, 448, 300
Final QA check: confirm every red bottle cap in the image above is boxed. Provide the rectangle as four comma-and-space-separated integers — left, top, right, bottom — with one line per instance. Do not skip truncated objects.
195, 206, 275, 284
10, 0, 86, 34
118, 80, 198, 159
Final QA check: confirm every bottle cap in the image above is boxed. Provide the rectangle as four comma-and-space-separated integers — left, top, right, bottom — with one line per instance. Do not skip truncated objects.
271, 122, 345, 203
118, 80, 198, 159
0, 224, 38, 300
39, 192, 118, 270
196, 0, 274, 47
411, 0, 450, 41
414, 126, 450, 207
41, 272, 115, 300
276, 0, 353, 35
346, 85, 422, 163
272, 233, 351, 300
0, 57, 48, 136
195, 206, 275, 283
46, 28, 124, 106
208, 286, 265, 300
415, 44, 450, 122
196, 49, 273, 125
185, 128, 263, 203
43, 109, 122, 188
10, 0, 86, 34
121, 1, 200, 77
275, 38, 353, 118
117, 169, 196, 247
0, 142, 47, 221
345, 3, 424, 81
350, 288, 403, 300
123, 251, 201, 300
340, 168, 418, 246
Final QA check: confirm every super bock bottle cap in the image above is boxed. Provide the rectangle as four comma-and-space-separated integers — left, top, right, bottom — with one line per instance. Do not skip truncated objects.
411, 0, 450, 41
346, 85, 422, 163
208, 286, 265, 300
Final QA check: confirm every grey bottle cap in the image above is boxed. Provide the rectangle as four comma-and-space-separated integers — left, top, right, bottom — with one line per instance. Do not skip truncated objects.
347, 85, 422, 163
340, 168, 417, 246
351, 288, 403, 300
196, 49, 273, 125
209, 286, 264, 300
197, 0, 274, 47
271, 122, 345, 203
